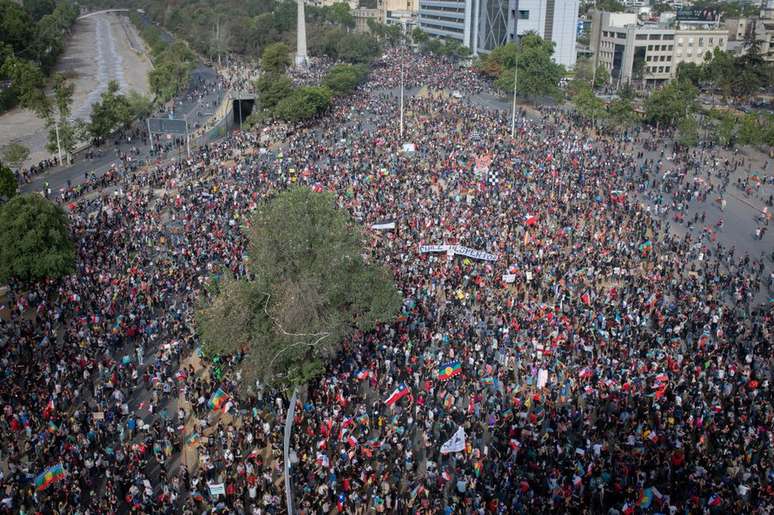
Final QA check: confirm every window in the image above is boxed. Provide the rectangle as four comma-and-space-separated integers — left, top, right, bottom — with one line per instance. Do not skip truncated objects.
709, 37, 714, 45
666, 55, 672, 61
648, 45, 653, 50
698, 37, 704, 47
649, 34, 661, 40
663, 34, 674, 40
667, 45, 673, 51
636, 34, 647, 40
658, 66, 664, 73
518, 10, 529, 19
665, 67, 670, 74
617, 32, 626, 38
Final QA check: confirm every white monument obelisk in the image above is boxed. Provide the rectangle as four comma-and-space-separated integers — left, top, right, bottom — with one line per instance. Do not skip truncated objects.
295, 0, 308, 68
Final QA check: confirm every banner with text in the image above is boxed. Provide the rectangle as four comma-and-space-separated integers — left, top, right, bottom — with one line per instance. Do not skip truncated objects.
420, 244, 498, 261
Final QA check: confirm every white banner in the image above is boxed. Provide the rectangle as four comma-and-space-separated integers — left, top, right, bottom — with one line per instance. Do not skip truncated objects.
371, 220, 396, 231
440, 426, 466, 454
208, 483, 226, 496
502, 274, 516, 283
420, 245, 497, 261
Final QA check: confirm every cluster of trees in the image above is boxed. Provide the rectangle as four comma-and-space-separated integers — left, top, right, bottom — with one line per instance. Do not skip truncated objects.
677, 45, 772, 101
478, 34, 566, 100
702, 109, 774, 148
248, 42, 369, 125
410, 28, 472, 60
572, 83, 637, 133
308, 28, 382, 64
96, 0, 369, 64
197, 188, 401, 388
0, 0, 79, 112
0, 192, 75, 283
128, 12, 197, 103
148, 41, 197, 103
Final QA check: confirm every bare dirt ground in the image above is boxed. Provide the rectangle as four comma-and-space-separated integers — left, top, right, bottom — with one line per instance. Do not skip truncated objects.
0, 13, 152, 167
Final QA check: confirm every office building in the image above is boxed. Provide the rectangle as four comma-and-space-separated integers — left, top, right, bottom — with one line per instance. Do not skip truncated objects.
378, 0, 418, 33
417, 0, 579, 67
726, 1, 774, 62
590, 10, 727, 86
353, 7, 381, 33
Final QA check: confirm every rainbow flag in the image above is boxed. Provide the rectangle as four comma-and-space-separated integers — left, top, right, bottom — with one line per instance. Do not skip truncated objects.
208, 388, 229, 412
438, 361, 462, 381
356, 414, 369, 426
35, 463, 65, 491
639, 487, 653, 509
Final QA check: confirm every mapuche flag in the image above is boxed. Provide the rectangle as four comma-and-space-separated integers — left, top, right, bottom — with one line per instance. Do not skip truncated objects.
208, 388, 229, 412
437, 361, 462, 381
35, 463, 65, 491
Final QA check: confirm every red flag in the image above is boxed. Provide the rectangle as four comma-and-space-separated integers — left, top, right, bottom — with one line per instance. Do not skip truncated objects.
42, 399, 54, 420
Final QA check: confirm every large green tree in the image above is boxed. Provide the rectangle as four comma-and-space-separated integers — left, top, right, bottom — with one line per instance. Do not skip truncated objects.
88, 80, 133, 140
197, 188, 402, 387
149, 41, 196, 102
573, 84, 606, 124
255, 73, 293, 110
0, 162, 17, 200
322, 64, 368, 96
493, 34, 565, 100
1, 144, 30, 170
261, 42, 291, 74
274, 86, 332, 122
0, 193, 75, 283
644, 79, 697, 127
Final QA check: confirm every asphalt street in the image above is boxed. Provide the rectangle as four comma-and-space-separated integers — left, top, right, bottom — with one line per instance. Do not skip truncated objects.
21, 65, 222, 196
21, 85, 774, 301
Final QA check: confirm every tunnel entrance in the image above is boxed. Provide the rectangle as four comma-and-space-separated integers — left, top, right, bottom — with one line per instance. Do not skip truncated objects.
233, 98, 255, 127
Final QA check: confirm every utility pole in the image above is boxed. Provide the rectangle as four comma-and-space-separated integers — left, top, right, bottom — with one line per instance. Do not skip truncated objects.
510, 56, 518, 138
147, 118, 153, 153
54, 119, 63, 166
399, 57, 405, 140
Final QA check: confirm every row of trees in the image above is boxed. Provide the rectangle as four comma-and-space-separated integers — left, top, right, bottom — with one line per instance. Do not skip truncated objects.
0, 0, 79, 112
677, 45, 772, 101
249, 43, 370, 124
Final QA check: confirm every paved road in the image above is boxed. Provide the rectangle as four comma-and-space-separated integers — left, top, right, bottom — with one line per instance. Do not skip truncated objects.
22, 85, 774, 300
21, 65, 223, 196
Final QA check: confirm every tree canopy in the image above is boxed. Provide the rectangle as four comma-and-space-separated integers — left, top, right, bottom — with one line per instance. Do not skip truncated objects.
196, 188, 402, 388
1, 144, 30, 170
644, 79, 697, 127
261, 42, 291, 75
0, 193, 75, 283
88, 80, 133, 140
322, 64, 369, 96
0, 162, 17, 200
489, 35, 565, 100
0, 0, 78, 112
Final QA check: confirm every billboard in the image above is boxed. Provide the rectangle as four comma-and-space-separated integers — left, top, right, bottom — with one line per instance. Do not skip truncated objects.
676, 8, 719, 22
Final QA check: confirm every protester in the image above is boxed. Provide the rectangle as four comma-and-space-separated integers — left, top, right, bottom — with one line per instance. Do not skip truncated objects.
0, 49, 771, 515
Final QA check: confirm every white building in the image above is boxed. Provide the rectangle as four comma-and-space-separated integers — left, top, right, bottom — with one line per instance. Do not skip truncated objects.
590, 10, 727, 86
418, 0, 579, 67
512, 0, 580, 68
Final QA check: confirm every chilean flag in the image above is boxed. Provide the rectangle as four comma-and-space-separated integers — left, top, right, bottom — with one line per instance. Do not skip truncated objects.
524, 214, 538, 226
385, 383, 410, 406
354, 369, 369, 381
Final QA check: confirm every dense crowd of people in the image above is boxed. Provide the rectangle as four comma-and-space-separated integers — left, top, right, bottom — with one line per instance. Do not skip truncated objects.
0, 49, 772, 515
